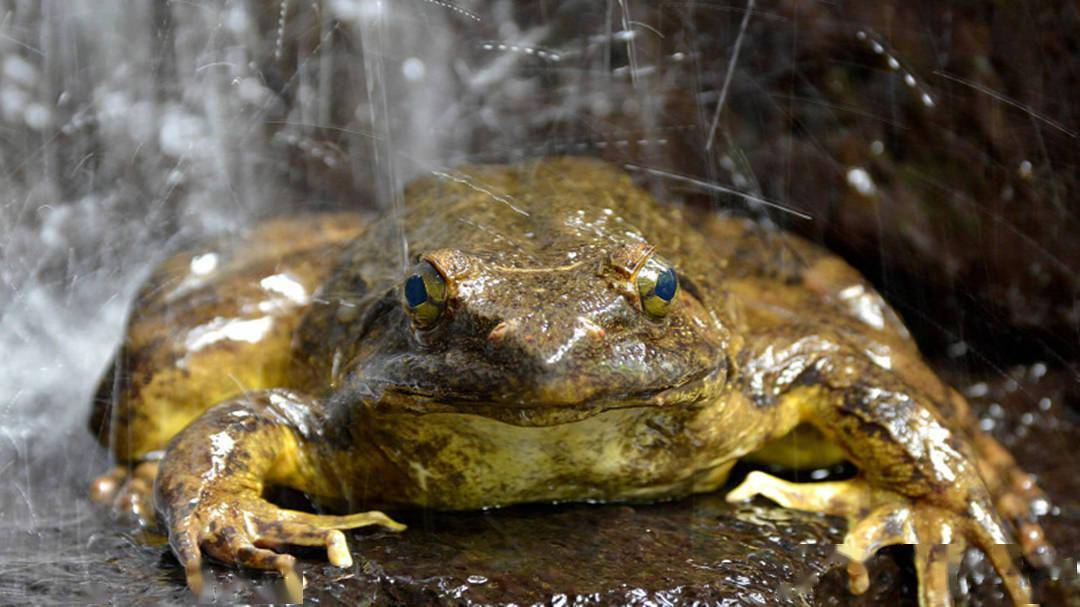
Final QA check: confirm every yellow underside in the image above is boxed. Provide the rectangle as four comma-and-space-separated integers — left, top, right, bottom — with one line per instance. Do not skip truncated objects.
745, 423, 848, 470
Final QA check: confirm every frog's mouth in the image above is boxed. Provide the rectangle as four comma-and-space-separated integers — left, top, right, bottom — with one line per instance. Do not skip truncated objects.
369, 367, 722, 427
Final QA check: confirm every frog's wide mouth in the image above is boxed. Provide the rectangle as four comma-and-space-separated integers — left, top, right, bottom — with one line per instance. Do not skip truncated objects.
369, 367, 722, 426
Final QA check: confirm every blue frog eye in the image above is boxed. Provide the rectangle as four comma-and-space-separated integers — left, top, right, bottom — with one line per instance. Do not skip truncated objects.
405, 274, 428, 307
635, 254, 679, 318
654, 268, 678, 302
403, 261, 447, 328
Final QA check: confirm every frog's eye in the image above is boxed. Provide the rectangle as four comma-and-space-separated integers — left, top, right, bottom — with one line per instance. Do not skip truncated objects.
635, 254, 679, 318
403, 261, 448, 328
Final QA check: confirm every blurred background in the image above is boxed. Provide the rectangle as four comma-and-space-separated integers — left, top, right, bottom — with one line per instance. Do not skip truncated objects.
0, 1, 1076, 604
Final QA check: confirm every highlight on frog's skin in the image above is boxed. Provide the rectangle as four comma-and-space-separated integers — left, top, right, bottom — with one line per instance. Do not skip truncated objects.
403, 260, 448, 328
635, 253, 680, 318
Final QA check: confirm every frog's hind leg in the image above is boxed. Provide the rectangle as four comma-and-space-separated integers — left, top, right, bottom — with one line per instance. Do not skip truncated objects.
726, 329, 1041, 606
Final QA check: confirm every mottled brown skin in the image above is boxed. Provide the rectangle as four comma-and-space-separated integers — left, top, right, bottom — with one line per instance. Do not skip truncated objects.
91, 158, 1050, 605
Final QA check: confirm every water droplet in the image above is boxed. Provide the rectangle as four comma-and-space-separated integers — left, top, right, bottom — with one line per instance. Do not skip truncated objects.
190, 253, 219, 276
402, 57, 426, 81
846, 167, 876, 197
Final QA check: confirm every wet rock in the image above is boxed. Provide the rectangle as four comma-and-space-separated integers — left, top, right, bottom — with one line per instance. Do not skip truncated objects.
0, 477, 862, 606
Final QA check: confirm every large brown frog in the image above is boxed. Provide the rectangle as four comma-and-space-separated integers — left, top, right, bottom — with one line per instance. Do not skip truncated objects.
90, 157, 1051, 605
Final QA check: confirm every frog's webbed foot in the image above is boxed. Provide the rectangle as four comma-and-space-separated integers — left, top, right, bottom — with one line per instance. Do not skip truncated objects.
90, 460, 160, 527
727, 471, 1033, 607
167, 492, 403, 601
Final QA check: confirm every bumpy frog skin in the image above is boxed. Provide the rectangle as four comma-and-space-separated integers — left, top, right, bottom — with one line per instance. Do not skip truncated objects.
90, 158, 1050, 605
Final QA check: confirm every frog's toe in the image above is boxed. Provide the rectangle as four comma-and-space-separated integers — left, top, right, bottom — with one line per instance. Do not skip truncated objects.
964, 511, 1035, 607
972, 434, 1055, 567
839, 501, 969, 606
997, 488, 1054, 568
89, 466, 127, 504
727, 471, 1034, 605
841, 497, 1033, 606
912, 542, 961, 607
726, 470, 880, 516
166, 495, 405, 602
727, 473, 911, 596
171, 521, 205, 597
249, 509, 406, 568
175, 507, 303, 601
168, 500, 304, 602
90, 461, 159, 527
226, 534, 302, 600
836, 502, 921, 594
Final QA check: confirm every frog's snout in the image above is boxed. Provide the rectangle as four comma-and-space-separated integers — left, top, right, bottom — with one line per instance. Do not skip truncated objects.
486, 316, 605, 346
483, 314, 608, 367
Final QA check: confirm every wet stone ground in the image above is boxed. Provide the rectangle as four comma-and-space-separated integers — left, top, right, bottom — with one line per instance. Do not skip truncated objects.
2, 368, 1076, 606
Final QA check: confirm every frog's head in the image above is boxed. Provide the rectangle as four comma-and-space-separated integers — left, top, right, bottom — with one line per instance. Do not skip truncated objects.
331, 159, 733, 425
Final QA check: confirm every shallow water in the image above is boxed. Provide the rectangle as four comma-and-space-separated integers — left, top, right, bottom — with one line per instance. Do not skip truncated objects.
1, 1, 1076, 604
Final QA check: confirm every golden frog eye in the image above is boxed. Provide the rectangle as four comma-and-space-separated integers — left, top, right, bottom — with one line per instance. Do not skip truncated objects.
635, 254, 679, 318
403, 261, 448, 328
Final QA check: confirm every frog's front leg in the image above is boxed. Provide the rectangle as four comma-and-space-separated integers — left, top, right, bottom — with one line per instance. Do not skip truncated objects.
154, 389, 404, 601
725, 329, 1046, 606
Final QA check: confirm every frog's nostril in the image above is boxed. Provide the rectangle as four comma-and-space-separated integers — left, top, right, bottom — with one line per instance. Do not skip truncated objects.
487, 316, 605, 361
578, 316, 605, 340
487, 320, 513, 344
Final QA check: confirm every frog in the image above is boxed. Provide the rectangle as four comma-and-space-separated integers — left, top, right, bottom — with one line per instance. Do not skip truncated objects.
90, 157, 1052, 605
